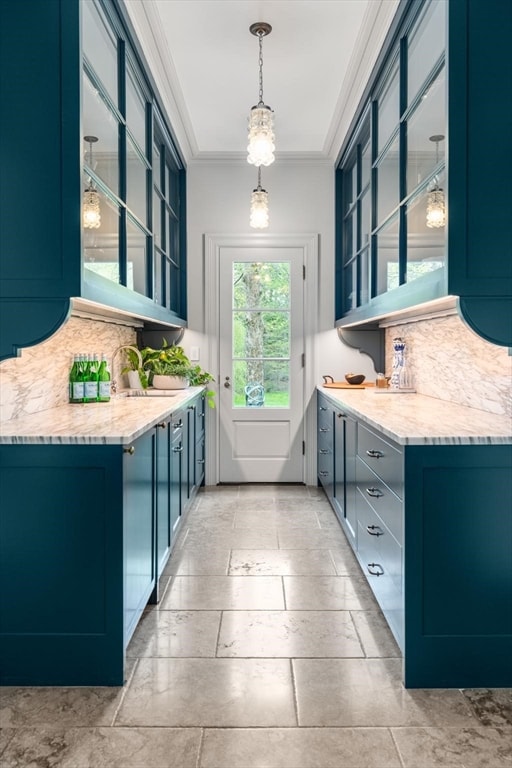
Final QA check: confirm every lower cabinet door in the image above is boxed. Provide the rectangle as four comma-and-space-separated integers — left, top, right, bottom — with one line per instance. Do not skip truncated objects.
123, 430, 156, 645
155, 421, 171, 577
170, 423, 183, 534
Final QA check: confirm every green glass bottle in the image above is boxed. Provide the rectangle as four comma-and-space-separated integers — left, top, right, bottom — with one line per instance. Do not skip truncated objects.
69, 355, 79, 403
84, 354, 99, 403
97, 354, 111, 402
71, 355, 86, 403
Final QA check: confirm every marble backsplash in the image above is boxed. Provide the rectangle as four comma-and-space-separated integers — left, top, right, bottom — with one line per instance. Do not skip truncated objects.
0, 316, 136, 422
385, 313, 512, 417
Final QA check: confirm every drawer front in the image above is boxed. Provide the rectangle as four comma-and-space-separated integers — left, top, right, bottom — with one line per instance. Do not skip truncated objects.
357, 424, 403, 499
356, 457, 403, 544
318, 448, 333, 487
195, 396, 205, 439
356, 489, 403, 594
317, 401, 332, 433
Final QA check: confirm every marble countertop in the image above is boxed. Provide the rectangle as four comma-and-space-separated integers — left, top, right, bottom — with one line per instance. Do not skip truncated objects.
0, 387, 205, 445
318, 387, 512, 446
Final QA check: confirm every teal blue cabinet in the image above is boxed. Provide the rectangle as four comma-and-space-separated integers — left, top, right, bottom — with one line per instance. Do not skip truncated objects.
335, 0, 512, 346
170, 417, 184, 535
317, 391, 512, 688
123, 431, 156, 645
0, 0, 186, 362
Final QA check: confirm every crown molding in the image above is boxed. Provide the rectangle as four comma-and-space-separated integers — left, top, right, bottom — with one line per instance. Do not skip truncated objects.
187, 151, 334, 168
324, 0, 400, 162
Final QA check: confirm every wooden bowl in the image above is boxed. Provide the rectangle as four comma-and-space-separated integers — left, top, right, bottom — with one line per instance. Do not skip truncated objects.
345, 373, 366, 385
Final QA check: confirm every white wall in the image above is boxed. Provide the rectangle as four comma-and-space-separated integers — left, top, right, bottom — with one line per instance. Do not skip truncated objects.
183, 159, 376, 382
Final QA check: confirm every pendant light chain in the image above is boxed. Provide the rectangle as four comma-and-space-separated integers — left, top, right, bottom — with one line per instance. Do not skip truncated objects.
258, 32, 265, 106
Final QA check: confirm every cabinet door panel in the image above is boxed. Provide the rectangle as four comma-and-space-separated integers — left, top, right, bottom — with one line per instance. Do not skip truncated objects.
123, 431, 155, 644
155, 422, 171, 576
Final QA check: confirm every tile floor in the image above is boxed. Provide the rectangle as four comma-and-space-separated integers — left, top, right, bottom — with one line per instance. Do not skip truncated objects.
1, 484, 511, 767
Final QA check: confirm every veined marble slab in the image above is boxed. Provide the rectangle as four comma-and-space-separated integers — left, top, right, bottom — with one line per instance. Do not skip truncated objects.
0, 387, 205, 445
318, 387, 512, 446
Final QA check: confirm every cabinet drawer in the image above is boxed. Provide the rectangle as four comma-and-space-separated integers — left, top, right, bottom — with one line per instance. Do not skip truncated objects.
356, 488, 402, 594
357, 424, 403, 499
356, 457, 403, 544
195, 396, 206, 439
317, 402, 333, 433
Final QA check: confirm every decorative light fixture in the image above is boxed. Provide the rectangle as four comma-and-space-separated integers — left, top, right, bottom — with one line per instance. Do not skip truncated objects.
247, 22, 275, 167
426, 134, 446, 229
250, 167, 269, 229
83, 135, 101, 229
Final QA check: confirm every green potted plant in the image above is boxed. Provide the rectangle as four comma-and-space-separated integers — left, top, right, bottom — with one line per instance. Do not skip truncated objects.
140, 340, 216, 406
119, 345, 149, 389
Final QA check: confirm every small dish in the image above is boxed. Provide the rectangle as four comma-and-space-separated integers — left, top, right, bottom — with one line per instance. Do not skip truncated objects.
345, 373, 366, 385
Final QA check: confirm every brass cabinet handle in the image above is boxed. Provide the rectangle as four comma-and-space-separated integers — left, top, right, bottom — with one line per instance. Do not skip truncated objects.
366, 524, 383, 536
157, 422, 167, 429
123, 446, 135, 455
367, 562, 384, 576
366, 449, 383, 459
337, 412, 346, 418
366, 487, 383, 498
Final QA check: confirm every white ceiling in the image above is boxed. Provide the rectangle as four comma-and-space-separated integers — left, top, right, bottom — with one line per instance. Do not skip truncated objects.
123, 0, 400, 163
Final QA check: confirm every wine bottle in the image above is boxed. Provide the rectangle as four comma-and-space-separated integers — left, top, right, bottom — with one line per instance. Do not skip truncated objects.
84, 354, 99, 403
97, 354, 111, 402
71, 355, 86, 403
69, 355, 79, 403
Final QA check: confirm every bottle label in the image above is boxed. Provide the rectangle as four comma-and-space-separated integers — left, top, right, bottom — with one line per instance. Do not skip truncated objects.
84, 381, 98, 399
98, 381, 111, 399
72, 382, 85, 399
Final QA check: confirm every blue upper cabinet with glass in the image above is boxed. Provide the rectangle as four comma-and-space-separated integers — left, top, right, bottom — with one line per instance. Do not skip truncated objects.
335, 0, 512, 347
0, 0, 186, 361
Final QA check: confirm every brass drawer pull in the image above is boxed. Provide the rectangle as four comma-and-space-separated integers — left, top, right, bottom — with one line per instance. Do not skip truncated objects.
367, 562, 384, 576
157, 422, 167, 429
366, 449, 383, 459
123, 446, 135, 455
366, 487, 383, 498
366, 524, 383, 536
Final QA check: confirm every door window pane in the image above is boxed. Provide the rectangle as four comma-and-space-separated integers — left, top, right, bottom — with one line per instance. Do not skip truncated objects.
233, 361, 290, 408
154, 250, 163, 304
361, 190, 371, 249
126, 216, 147, 295
406, 67, 446, 195
406, 170, 446, 284
377, 60, 399, 153
83, 185, 120, 284
168, 261, 179, 312
360, 248, 370, 305
408, 0, 446, 102
361, 139, 371, 189
375, 215, 399, 295
82, 72, 119, 195
168, 215, 179, 265
343, 260, 357, 312
343, 213, 355, 264
126, 138, 147, 224
153, 143, 162, 191
233, 263, 290, 309
232, 262, 291, 408
377, 134, 400, 224
153, 191, 162, 248
82, 0, 118, 104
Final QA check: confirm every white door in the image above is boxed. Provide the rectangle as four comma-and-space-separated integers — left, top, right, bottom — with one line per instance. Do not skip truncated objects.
218, 247, 305, 483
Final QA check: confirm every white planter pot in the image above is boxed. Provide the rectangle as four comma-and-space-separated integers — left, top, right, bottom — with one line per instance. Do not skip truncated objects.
152, 374, 188, 390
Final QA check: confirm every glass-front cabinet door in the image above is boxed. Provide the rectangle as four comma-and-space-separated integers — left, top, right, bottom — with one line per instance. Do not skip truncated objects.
336, 0, 447, 322
81, 0, 186, 322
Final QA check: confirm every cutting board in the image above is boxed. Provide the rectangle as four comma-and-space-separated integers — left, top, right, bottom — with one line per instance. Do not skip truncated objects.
322, 381, 375, 390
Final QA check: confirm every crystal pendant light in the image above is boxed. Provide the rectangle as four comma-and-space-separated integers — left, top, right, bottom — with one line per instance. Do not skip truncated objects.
83, 136, 101, 229
250, 167, 269, 229
247, 22, 275, 167
426, 134, 446, 229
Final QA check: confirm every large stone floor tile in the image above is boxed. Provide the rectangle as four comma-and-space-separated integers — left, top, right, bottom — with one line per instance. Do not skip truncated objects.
126, 609, 221, 658
163, 548, 231, 576
200, 726, 402, 768
217, 610, 364, 658
274, 498, 332, 513
283, 575, 377, 610
329, 546, 365, 575
160, 575, 285, 610
0, 686, 124, 728
391, 726, 512, 767
0, 726, 201, 768
116, 658, 297, 727
350, 610, 401, 658
233, 509, 321, 529
229, 549, 337, 576
294, 658, 478, 727
277, 527, 349, 549
180, 528, 279, 550
462, 688, 512, 727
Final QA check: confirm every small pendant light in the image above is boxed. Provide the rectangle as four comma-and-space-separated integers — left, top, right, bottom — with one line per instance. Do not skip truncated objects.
83, 136, 101, 229
426, 134, 446, 229
247, 22, 275, 167
250, 167, 269, 229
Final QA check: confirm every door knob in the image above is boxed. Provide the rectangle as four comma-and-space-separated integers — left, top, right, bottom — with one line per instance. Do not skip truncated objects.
224, 376, 231, 389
